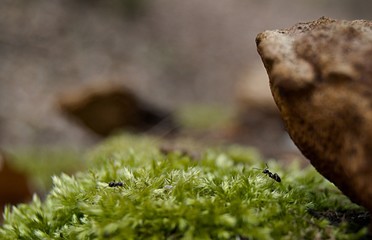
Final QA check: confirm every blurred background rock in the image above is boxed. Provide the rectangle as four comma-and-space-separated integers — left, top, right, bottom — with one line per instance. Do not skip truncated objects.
0, 0, 371, 153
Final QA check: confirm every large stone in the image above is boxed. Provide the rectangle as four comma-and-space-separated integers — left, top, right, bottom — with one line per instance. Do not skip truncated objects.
256, 17, 372, 213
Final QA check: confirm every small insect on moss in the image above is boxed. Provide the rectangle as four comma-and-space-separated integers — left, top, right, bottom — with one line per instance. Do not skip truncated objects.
254, 163, 281, 182
108, 180, 124, 187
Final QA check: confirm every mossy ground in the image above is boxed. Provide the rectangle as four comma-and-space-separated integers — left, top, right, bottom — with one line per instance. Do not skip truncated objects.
0, 135, 369, 239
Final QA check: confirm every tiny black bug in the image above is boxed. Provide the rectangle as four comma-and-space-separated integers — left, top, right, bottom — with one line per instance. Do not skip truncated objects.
254, 164, 281, 182
108, 180, 124, 187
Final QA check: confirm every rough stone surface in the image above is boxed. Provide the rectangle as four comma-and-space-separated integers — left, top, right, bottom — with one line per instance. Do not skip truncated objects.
256, 17, 372, 213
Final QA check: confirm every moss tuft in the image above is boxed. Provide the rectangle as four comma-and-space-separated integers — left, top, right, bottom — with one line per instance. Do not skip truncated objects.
0, 135, 368, 239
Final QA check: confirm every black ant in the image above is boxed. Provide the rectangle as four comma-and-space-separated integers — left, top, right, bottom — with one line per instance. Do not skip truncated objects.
108, 180, 124, 187
254, 164, 281, 182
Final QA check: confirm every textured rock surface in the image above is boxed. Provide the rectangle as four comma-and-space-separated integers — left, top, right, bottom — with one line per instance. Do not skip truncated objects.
256, 17, 372, 212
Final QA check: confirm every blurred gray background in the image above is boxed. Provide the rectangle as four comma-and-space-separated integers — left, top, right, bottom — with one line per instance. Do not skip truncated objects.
0, 0, 371, 148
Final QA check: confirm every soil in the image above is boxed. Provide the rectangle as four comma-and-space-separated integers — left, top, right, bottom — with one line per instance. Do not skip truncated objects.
308, 208, 371, 234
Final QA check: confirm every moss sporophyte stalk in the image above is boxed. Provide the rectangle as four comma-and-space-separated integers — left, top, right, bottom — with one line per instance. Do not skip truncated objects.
0, 135, 368, 239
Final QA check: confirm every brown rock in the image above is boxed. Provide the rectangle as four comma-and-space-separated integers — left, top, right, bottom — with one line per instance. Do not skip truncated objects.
0, 151, 32, 211
256, 17, 372, 212
58, 83, 176, 137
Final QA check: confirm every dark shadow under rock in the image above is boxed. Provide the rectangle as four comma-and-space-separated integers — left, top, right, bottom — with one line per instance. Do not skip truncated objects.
308, 208, 370, 234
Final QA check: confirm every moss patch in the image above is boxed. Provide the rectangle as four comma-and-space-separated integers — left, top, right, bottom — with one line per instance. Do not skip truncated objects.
0, 135, 368, 239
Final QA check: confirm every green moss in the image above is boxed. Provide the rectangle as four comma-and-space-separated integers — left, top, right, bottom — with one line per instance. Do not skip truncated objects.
0, 135, 368, 239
